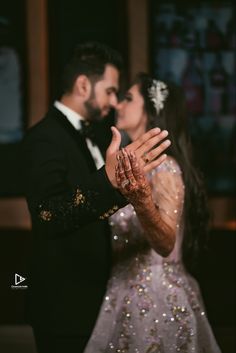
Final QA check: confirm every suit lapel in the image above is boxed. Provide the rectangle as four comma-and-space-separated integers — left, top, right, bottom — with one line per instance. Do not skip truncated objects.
49, 106, 97, 172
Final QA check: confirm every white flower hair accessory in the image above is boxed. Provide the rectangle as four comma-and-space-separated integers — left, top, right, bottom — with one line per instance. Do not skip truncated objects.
148, 80, 169, 114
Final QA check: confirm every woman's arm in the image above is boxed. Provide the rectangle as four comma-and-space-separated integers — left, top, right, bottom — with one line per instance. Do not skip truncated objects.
116, 149, 184, 257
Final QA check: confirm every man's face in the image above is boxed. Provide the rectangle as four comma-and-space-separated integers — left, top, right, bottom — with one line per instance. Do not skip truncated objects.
85, 64, 119, 121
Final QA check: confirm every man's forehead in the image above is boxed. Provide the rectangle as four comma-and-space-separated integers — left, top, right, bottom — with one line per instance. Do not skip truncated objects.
103, 64, 119, 86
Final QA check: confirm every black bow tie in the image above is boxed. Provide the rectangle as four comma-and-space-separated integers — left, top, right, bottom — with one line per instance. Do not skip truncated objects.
80, 120, 96, 143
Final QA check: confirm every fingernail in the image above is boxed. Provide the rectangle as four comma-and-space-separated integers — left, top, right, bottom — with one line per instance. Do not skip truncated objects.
164, 139, 171, 146
162, 130, 169, 137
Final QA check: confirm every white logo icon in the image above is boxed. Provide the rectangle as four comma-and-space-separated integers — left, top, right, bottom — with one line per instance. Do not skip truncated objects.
15, 273, 26, 285
11, 273, 28, 290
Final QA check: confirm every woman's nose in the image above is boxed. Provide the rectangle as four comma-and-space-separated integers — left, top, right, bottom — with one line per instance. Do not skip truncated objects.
116, 100, 123, 111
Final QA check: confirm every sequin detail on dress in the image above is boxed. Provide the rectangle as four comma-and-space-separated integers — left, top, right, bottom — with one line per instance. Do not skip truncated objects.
84, 157, 221, 353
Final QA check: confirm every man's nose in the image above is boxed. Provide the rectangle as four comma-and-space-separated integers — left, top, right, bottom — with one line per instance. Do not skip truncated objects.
110, 93, 118, 108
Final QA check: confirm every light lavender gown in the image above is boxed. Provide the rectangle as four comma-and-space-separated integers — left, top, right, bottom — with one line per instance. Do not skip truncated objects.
84, 157, 221, 353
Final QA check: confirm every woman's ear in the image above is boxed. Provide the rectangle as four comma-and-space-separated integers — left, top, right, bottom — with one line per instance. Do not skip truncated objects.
74, 75, 92, 99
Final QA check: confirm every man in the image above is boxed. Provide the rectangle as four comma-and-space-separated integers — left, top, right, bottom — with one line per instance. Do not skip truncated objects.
23, 42, 170, 352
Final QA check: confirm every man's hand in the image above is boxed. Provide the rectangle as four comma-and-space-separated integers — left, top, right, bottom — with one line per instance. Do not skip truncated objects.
105, 126, 171, 187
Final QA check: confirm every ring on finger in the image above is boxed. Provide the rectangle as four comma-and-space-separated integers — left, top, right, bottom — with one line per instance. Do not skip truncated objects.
121, 179, 130, 188
142, 153, 149, 164
129, 177, 136, 185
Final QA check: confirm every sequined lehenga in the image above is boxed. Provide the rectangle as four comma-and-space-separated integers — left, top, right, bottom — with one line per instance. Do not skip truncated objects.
84, 157, 221, 353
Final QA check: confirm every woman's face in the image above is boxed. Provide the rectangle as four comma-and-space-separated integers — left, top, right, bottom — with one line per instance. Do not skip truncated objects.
116, 84, 147, 135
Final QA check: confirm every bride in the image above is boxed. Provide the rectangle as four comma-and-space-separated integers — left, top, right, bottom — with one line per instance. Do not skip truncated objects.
84, 73, 221, 353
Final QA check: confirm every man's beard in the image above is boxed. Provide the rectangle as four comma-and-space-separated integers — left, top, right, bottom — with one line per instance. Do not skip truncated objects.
84, 99, 103, 122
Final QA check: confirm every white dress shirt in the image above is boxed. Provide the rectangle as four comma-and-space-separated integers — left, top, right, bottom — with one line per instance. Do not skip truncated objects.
54, 101, 105, 169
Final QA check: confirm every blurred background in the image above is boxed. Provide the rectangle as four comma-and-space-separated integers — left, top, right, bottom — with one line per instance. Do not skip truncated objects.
0, 0, 235, 352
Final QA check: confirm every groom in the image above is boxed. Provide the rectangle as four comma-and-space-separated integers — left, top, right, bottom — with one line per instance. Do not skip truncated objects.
23, 42, 169, 352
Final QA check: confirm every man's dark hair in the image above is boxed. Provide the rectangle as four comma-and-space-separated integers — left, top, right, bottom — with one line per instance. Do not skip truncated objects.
61, 41, 123, 94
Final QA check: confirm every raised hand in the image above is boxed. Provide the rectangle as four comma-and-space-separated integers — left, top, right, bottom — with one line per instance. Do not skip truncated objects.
125, 128, 170, 174
105, 126, 170, 187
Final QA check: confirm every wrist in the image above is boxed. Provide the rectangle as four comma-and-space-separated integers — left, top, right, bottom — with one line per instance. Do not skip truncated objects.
133, 195, 154, 212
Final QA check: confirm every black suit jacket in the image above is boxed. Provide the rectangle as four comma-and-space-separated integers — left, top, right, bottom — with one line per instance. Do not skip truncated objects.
22, 106, 126, 335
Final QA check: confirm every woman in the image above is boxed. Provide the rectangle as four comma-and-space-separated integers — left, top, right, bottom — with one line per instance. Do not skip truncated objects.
84, 73, 221, 352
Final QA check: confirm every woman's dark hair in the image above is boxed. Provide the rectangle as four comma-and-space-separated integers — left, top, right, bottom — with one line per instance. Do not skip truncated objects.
61, 41, 123, 94
133, 72, 209, 273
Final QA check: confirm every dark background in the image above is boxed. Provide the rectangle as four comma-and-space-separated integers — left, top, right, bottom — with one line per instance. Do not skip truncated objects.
0, 1, 235, 352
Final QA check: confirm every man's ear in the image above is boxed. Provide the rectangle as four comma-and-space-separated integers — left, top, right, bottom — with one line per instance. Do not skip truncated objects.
74, 75, 91, 98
